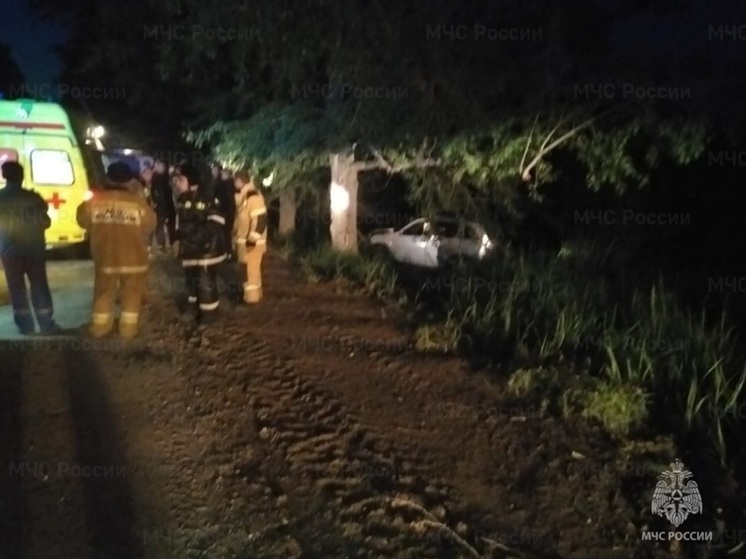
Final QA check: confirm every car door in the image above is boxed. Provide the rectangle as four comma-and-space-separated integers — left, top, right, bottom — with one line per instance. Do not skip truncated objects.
412, 220, 439, 268
432, 219, 461, 262
460, 223, 481, 259
389, 220, 426, 264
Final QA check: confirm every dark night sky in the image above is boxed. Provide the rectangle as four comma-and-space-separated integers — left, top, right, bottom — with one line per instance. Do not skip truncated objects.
4, 0, 67, 86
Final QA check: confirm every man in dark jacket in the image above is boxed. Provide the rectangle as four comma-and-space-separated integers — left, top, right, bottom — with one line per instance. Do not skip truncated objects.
0, 161, 59, 334
172, 163, 228, 325
212, 165, 240, 301
151, 159, 176, 251
217, 167, 236, 250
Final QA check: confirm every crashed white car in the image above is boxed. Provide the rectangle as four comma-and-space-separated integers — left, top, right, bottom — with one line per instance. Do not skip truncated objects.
369, 217, 494, 268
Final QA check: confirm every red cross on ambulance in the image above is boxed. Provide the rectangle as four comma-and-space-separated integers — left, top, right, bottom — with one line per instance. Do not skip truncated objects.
45, 192, 67, 220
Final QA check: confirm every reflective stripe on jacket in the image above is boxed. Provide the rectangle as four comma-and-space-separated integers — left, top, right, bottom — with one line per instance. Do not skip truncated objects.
174, 190, 228, 266
234, 187, 267, 247
76, 185, 156, 274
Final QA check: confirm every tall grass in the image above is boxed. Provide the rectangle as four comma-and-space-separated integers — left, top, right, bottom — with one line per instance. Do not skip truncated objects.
443, 241, 746, 461
291, 237, 746, 462
293, 242, 400, 300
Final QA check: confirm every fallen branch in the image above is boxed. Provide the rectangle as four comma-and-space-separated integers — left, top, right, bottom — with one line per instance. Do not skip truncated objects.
390, 496, 439, 521
391, 496, 551, 559
391, 497, 480, 558
479, 536, 547, 559
414, 520, 481, 558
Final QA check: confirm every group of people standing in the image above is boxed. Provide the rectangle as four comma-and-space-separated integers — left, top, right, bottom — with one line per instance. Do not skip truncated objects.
0, 157, 267, 338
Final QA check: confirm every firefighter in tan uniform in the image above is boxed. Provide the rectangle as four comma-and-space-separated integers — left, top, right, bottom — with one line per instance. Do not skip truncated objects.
76, 162, 156, 338
233, 171, 267, 303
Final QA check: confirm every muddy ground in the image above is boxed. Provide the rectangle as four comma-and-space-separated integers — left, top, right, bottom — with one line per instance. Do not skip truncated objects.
0, 251, 743, 559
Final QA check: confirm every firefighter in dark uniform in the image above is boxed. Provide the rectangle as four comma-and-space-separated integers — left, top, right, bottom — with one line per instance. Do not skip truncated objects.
172, 163, 228, 323
233, 171, 267, 303
0, 161, 59, 334
212, 165, 239, 300
212, 164, 236, 251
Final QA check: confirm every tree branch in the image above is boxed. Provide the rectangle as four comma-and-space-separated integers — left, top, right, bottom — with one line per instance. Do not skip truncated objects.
519, 113, 539, 174
520, 104, 633, 182
538, 115, 565, 154
520, 116, 597, 182
357, 140, 440, 174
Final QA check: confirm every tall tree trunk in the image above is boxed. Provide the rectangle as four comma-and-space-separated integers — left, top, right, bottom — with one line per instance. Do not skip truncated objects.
329, 151, 359, 252
278, 188, 296, 237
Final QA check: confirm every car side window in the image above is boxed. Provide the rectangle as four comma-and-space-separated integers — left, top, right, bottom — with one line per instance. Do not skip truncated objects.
433, 220, 460, 237
401, 222, 425, 235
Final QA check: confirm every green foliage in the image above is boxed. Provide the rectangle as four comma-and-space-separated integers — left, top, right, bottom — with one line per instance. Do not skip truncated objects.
186, 104, 330, 179
581, 382, 649, 437
292, 242, 400, 300
162, 0, 712, 210
414, 318, 461, 353
441, 243, 746, 461
31, 0, 740, 199
506, 368, 538, 398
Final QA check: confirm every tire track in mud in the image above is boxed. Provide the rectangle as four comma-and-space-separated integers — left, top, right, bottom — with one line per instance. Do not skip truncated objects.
156, 255, 566, 558
131, 267, 267, 559
185, 323, 491, 559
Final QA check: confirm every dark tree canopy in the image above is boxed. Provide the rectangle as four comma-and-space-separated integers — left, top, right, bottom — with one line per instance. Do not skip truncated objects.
29, 0, 746, 207
30, 0, 189, 150
0, 43, 26, 99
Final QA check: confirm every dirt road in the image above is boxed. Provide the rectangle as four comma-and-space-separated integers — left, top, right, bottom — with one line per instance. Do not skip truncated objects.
0, 252, 728, 558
